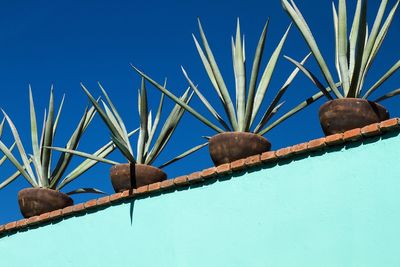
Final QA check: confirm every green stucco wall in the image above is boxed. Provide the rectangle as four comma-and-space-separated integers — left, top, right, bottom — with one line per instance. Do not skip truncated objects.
1, 133, 400, 266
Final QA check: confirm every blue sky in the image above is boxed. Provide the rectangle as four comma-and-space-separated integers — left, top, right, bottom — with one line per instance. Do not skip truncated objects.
0, 0, 399, 224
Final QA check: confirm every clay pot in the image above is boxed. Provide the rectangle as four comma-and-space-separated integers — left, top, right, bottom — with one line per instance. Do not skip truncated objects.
110, 163, 167, 192
18, 188, 73, 218
319, 98, 389, 135
209, 132, 271, 166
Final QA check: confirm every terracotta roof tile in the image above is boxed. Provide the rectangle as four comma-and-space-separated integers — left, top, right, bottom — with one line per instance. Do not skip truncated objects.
343, 128, 362, 142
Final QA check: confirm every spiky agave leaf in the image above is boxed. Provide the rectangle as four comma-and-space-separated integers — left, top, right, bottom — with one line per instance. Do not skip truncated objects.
158, 142, 208, 169
283, 0, 400, 100
65, 188, 106, 195
55, 128, 139, 190
132, 65, 225, 133
135, 19, 306, 135
81, 83, 135, 163
137, 78, 149, 163
144, 89, 193, 166
281, 0, 342, 98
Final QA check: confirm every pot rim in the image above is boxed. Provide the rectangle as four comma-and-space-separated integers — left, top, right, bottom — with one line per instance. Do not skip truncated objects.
320, 97, 388, 110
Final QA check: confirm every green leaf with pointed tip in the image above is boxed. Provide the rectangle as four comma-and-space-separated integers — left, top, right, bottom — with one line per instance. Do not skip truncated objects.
374, 88, 400, 102
0, 117, 5, 137
192, 34, 223, 100
362, 60, 400, 99
332, 3, 342, 83
244, 19, 269, 131
254, 101, 285, 134
28, 87, 42, 183
53, 94, 65, 138
281, 0, 342, 98
57, 128, 139, 190
159, 142, 208, 169
2, 110, 37, 185
111, 133, 135, 163
337, 0, 350, 95
182, 67, 231, 131
233, 18, 246, 131
0, 142, 16, 165
0, 140, 37, 187
137, 78, 149, 164
47, 146, 119, 165
258, 88, 329, 135
358, 0, 388, 89
0, 168, 24, 190
145, 89, 192, 165
197, 18, 238, 130
41, 87, 55, 185
250, 24, 291, 125
365, 1, 399, 74
254, 53, 311, 133
374, 88, 400, 103
131, 65, 224, 133
49, 106, 89, 187
81, 83, 127, 142
145, 90, 165, 154
98, 82, 130, 144
101, 100, 130, 148
348, 0, 367, 98
65, 188, 106, 195
284, 55, 333, 100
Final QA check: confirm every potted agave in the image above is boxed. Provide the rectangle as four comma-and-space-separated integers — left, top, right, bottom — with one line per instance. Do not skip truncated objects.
133, 19, 324, 166
0, 87, 120, 218
52, 80, 207, 192
282, 0, 400, 135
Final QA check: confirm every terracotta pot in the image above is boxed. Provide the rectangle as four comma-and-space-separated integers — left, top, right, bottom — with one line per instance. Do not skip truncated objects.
110, 163, 167, 192
18, 188, 73, 218
319, 98, 389, 135
209, 132, 271, 166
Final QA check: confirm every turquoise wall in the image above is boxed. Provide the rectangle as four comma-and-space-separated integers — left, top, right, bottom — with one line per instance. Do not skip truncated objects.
1, 133, 400, 266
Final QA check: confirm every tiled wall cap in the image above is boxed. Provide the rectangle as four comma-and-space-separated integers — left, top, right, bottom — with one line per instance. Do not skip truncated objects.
361, 123, 381, 137
201, 167, 217, 179
307, 138, 326, 151
216, 163, 231, 174
325, 133, 344, 145
16, 219, 27, 228
187, 172, 203, 183
148, 182, 162, 193
343, 128, 362, 142
275, 147, 293, 158
261, 151, 277, 163
49, 209, 62, 219
230, 159, 246, 171
160, 179, 175, 190
291, 142, 308, 154
84, 199, 98, 209
173, 176, 189, 186
380, 118, 399, 131
245, 155, 262, 167
72, 203, 85, 213
135, 185, 149, 194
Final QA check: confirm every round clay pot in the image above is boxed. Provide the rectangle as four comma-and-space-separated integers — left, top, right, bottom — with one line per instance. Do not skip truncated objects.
209, 132, 271, 166
18, 188, 73, 218
110, 163, 167, 192
319, 98, 389, 135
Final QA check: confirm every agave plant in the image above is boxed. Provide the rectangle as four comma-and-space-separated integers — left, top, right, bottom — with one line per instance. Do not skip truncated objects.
0, 87, 123, 194
282, 0, 400, 102
51, 80, 207, 169
133, 19, 325, 136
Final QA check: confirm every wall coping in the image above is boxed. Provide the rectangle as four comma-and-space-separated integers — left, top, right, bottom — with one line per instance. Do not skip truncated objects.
1, 118, 399, 236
